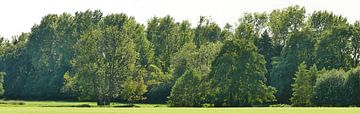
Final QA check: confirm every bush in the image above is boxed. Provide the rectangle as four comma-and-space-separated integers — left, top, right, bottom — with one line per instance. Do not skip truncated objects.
312, 70, 347, 106
344, 66, 360, 106
167, 70, 203, 107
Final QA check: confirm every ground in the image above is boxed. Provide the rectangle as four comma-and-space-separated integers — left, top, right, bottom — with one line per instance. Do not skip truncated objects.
1, 101, 360, 114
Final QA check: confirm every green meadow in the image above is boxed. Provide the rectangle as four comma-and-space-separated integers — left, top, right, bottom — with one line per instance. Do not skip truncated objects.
1, 101, 360, 114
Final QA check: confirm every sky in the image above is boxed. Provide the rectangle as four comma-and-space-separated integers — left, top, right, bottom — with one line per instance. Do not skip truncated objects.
0, 0, 360, 39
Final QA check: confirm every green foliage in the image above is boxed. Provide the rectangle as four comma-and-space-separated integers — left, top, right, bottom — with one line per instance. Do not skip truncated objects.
344, 66, 360, 106
207, 39, 276, 106
0, 72, 5, 97
308, 11, 348, 38
1, 7, 360, 107
146, 16, 193, 73
270, 29, 315, 103
167, 70, 203, 107
315, 24, 352, 70
291, 63, 313, 106
350, 21, 360, 67
70, 13, 146, 106
269, 5, 306, 51
312, 69, 347, 106
236, 13, 268, 41
194, 16, 222, 47
170, 42, 222, 80
255, 30, 274, 83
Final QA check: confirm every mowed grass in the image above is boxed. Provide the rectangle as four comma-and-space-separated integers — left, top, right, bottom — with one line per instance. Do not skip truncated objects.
1, 107, 360, 114
1, 101, 360, 114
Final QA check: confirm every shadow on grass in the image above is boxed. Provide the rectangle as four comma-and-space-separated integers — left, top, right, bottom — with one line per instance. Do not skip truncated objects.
42, 104, 91, 108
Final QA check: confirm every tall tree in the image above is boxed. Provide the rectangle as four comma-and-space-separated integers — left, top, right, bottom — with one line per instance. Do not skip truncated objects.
236, 12, 268, 41
71, 14, 144, 106
291, 62, 312, 106
350, 21, 360, 67
207, 39, 276, 106
270, 28, 315, 103
269, 5, 306, 55
194, 16, 222, 47
146, 16, 193, 73
255, 30, 274, 84
315, 24, 352, 70
307, 11, 348, 39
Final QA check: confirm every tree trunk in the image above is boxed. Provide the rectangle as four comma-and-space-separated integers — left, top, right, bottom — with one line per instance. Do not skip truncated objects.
97, 97, 104, 106
104, 96, 110, 105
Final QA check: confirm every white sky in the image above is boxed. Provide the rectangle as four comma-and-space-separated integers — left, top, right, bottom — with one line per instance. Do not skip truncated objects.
1, 0, 360, 39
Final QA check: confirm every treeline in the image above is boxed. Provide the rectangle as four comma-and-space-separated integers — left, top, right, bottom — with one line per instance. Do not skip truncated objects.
0, 6, 359, 107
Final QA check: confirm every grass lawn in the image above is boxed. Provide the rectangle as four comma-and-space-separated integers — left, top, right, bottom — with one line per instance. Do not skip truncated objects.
1, 101, 360, 114
1, 107, 360, 114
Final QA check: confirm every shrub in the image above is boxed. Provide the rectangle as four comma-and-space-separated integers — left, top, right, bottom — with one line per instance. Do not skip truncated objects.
344, 66, 360, 106
312, 70, 346, 106
167, 70, 203, 107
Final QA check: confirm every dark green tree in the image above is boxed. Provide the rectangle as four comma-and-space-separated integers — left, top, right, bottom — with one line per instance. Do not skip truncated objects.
344, 66, 360, 106
270, 28, 315, 103
194, 16, 222, 47
312, 69, 347, 106
315, 24, 352, 70
350, 21, 360, 67
255, 30, 274, 84
207, 39, 276, 106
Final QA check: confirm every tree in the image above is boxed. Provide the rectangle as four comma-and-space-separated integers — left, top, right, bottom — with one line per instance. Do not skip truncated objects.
72, 14, 142, 105
308, 64, 319, 90
255, 30, 274, 84
1, 33, 32, 99
146, 16, 193, 73
307, 11, 347, 39
350, 21, 360, 67
170, 42, 222, 80
0, 72, 5, 97
291, 62, 312, 106
315, 24, 352, 70
344, 66, 360, 106
236, 13, 268, 42
207, 39, 276, 106
270, 29, 315, 103
167, 70, 203, 107
269, 5, 306, 54
194, 16, 222, 47
312, 69, 347, 106
220, 23, 234, 41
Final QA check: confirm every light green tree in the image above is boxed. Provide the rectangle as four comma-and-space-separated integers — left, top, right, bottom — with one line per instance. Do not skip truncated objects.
291, 62, 312, 106
168, 70, 203, 107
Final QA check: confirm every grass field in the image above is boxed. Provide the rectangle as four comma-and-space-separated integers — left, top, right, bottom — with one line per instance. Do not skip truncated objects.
1, 101, 360, 114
